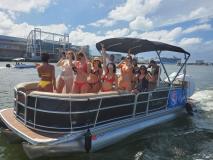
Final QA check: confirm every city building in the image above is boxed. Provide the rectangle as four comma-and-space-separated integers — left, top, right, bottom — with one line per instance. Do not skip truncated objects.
0, 35, 26, 60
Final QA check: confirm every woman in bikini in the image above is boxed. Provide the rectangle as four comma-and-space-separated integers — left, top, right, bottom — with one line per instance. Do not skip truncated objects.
87, 57, 103, 93
101, 45, 118, 92
117, 54, 133, 91
72, 51, 90, 93
56, 51, 75, 93
37, 53, 56, 92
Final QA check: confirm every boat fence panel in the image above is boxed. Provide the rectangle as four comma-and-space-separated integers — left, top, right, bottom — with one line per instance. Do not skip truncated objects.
96, 105, 133, 125
35, 111, 71, 128
100, 94, 135, 108
71, 111, 98, 131
17, 91, 26, 105
137, 93, 149, 102
26, 108, 34, 124
96, 94, 135, 124
36, 97, 70, 112
71, 99, 100, 112
150, 90, 169, 100
135, 93, 149, 115
148, 90, 169, 113
27, 96, 36, 108
71, 99, 101, 131
17, 103, 25, 119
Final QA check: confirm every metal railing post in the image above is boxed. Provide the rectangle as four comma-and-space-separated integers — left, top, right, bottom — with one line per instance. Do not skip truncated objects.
146, 92, 151, 115
33, 97, 38, 128
94, 98, 102, 128
133, 94, 137, 117
69, 96, 72, 132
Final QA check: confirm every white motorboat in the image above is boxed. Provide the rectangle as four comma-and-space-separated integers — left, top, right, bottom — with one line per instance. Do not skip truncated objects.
6, 58, 36, 69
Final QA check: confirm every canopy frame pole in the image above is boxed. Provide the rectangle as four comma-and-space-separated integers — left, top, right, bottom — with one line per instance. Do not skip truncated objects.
156, 50, 172, 85
171, 53, 190, 84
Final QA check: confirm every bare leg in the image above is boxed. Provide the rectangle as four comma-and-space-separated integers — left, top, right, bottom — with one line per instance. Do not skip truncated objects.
72, 82, 80, 93
56, 77, 65, 93
65, 79, 73, 93
80, 83, 88, 93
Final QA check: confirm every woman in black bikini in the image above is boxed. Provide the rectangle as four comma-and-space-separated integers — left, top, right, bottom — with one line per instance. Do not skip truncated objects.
133, 65, 149, 93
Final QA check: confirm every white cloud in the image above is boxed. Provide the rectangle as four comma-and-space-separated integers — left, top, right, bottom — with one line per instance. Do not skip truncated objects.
156, 1, 213, 27
89, 18, 116, 27
183, 24, 212, 34
0, 11, 14, 31
105, 28, 130, 37
0, 11, 68, 38
179, 37, 202, 47
129, 16, 153, 30
69, 28, 104, 46
135, 27, 183, 44
188, 7, 208, 19
108, 0, 161, 21
90, 0, 213, 29
90, 0, 161, 27
0, 0, 53, 13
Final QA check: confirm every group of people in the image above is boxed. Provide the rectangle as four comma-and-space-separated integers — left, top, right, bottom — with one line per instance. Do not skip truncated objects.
36, 45, 159, 94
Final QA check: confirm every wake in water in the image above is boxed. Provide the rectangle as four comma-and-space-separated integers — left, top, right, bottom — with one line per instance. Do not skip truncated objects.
190, 90, 213, 132
191, 90, 213, 111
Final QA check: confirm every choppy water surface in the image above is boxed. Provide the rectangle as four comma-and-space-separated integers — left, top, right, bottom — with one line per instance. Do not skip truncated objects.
0, 62, 212, 160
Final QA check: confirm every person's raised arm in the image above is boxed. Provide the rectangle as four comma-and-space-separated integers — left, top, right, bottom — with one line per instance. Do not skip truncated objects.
80, 47, 89, 62
56, 58, 64, 67
87, 61, 92, 74
117, 59, 125, 68
128, 49, 131, 56
101, 43, 110, 60
101, 45, 107, 73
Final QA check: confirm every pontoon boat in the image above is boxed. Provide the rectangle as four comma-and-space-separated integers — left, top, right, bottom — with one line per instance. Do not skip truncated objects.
0, 38, 194, 159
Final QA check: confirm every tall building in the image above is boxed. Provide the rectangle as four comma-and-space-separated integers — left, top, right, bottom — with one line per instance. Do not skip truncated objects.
0, 35, 26, 60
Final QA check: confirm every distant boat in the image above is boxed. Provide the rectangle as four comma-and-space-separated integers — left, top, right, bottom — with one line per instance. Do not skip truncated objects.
6, 58, 36, 69
160, 56, 181, 64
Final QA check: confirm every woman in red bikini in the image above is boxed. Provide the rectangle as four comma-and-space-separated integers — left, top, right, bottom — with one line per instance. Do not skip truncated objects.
117, 53, 133, 91
101, 44, 118, 92
87, 57, 103, 93
72, 51, 90, 93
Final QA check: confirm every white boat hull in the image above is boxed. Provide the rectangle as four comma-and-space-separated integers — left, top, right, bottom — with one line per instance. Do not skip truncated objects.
20, 107, 185, 159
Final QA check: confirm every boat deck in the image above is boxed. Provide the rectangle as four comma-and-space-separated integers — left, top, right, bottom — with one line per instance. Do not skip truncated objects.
0, 108, 64, 144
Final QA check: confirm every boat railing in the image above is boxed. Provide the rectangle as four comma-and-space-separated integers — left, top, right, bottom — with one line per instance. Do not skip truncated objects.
13, 83, 184, 133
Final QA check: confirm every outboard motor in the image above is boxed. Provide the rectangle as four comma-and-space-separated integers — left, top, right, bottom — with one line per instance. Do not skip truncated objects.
6, 64, 11, 68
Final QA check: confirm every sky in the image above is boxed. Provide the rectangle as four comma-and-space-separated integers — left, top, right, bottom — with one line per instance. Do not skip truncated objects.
0, 0, 213, 62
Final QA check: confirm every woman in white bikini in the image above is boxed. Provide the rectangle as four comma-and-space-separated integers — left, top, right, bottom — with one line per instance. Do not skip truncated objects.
56, 51, 75, 93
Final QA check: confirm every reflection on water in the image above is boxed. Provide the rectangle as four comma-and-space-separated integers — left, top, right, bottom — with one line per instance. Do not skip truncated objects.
0, 62, 212, 160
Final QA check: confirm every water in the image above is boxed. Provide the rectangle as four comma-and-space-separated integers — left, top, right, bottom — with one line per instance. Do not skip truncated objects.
0, 62, 212, 160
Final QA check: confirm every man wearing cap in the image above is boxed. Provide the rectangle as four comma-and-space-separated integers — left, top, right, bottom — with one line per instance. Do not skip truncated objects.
147, 60, 160, 90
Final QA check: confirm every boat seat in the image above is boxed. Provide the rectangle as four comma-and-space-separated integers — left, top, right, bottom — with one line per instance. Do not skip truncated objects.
15, 82, 38, 95
29, 90, 132, 100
